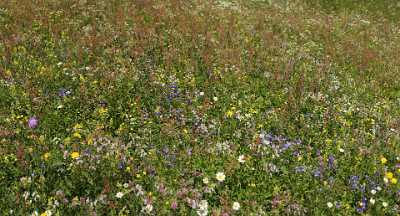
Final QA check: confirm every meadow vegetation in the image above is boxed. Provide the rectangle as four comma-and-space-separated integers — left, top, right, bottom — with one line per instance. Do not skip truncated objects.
0, 0, 400, 215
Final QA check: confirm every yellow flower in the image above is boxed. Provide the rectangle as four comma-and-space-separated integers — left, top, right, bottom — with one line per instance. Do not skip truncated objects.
385, 172, 394, 179
226, 110, 234, 118
73, 123, 83, 130
43, 152, 50, 161
391, 178, 398, 184
70, 152, 80, 159
87, 137, 94, 145
40, 213, 47, 216
381, 156, 387, 164
98, 107, 108, 115
72, 132, 81, 139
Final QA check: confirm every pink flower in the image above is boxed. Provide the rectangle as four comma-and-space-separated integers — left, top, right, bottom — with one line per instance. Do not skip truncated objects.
28, 117, 39, 129
171, 200, 178, 210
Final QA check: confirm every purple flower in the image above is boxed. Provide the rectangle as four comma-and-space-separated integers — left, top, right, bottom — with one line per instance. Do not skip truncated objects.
28, 117, 39, 129
349, 175, 360, 190
117, 161, 125, 170
295, 166, 306, 173
167, 83, 179, 101
328, 155, 335, 169
58, 88, 71, 97
356, 197, 367, 213
313, 169, 321, 178
171, 200, 178, 210
99, 100, 108, 108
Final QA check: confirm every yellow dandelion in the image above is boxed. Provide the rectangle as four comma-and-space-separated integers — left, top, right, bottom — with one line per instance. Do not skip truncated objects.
73, 123, 83, 130
98, 107, 108, 115
43, 152, 50, 161
226, 110, 234, 118
391, 178, 398, 184
381, 156, 387, 164
385, 172, 394, 179
72, 132, 81, 139
87, 137, 94, 145
70, 152, 80, 159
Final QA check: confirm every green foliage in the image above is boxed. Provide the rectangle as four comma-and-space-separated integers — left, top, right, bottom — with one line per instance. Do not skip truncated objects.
0, 0, 399, 215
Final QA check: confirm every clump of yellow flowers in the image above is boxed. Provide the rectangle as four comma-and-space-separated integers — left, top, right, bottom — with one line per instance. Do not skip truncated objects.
384, 172, 397, 184
70, 152, 80, 159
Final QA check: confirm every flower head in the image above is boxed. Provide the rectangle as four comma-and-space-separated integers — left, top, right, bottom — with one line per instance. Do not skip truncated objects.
28, 117, 39, 129
386, 172, 394, 179
216, 172, 226, 182
43, 152, 50, 161
238, 155, 246, 163
171, 200, 178, 210
116, 192, 124, 199
232, 201, 241, 211
70, 152, 80, 159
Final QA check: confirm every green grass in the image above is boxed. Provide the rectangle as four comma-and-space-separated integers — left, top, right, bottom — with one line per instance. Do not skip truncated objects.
1, 0, 400, 215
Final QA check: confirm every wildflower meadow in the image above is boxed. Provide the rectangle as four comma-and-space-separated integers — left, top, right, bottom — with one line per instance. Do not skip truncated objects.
1, 0, 400, 215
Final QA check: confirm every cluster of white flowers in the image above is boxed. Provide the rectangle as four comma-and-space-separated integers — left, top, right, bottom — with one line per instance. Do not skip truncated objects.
197, 200, 208, 216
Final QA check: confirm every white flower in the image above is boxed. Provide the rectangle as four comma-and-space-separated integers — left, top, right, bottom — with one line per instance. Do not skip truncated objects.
384, 177, 389, 183
382, 201, 388, 208
45, 210, 52, 216
370, 198, 375, 205
123, 183, 129, 188
238, 155, 246, 163
376, 186, 382, 191
196, 209, 208, 216
203, 177, 209, 184
197, 200, 208, 216
213, 97, 218, 102
232, 201, 241, 211
144, 204, 153, 213
327, 202, 333, 208
115, 192, 124, 199
198, 200, 208, 211
199, 92, 204, 96
371, 189, 376, 195
339, 148, 345, 153
215, 172, 226, 182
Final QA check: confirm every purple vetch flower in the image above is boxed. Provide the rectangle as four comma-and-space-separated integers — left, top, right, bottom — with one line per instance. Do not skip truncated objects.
167, 83, 180, 101
28, 117, 39, 129
99, 100, 108, 108
328, 155, 335, 169
313, 169, 322, 178
292, 150, 301, 157
281, 142, 292, 151
349, 175, 360, 190
117, 161, 126, 170
58, 88, 71, 97
356, 197, 367, 213
295, 166, 306, 173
